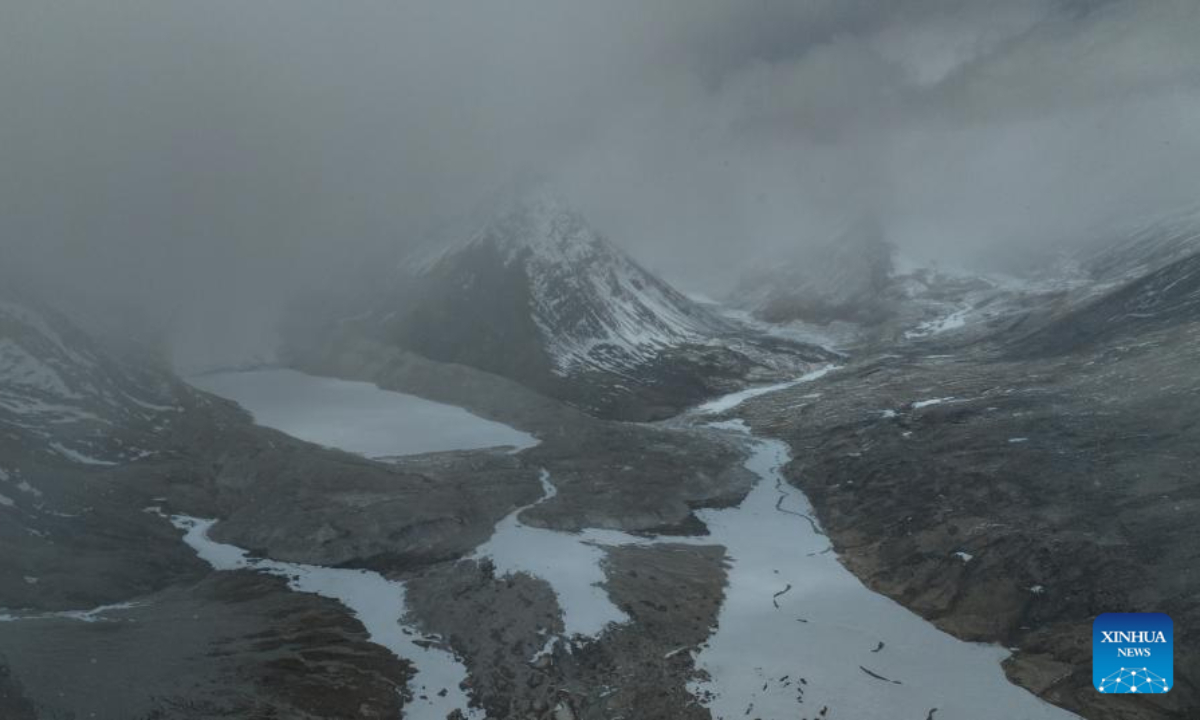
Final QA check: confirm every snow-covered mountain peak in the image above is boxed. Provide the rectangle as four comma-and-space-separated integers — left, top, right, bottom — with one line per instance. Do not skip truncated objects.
444, 194, 614, 269
309, 195, 829, 420
422, 195, 723, 375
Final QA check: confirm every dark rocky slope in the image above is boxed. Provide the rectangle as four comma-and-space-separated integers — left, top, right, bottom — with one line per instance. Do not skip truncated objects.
737, 251, 1200, 720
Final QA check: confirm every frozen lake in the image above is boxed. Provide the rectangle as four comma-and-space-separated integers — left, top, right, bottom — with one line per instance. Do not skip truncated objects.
178, 364, 1079, 719
189, 367, 537, 457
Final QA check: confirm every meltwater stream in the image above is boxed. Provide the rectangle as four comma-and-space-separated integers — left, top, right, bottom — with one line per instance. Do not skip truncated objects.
168, 515, 480, 720
177, 368, 534, 720
680, 421, 1079, 720
185, 366, 1079, 720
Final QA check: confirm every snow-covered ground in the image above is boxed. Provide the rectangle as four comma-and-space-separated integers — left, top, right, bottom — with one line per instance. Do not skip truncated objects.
189, 368, 537, 456
170, 515, 480, 720
0, 600, 140, 623
695, 365, 838, 415
905, 306, 971, 337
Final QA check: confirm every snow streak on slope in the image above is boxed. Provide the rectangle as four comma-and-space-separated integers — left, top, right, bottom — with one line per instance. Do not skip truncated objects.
0, 298, 181, 465
1084, 203, 1200, 284
695, 365, 838, 414
430, 196, 724, 375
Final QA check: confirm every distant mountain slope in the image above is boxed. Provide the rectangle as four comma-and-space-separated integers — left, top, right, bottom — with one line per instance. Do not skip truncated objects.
1082, 204, 1200, 284
1010, 248, 1200, 358
730, 218, 895, 326
299, 196, 830, 420
398, 196, 734, 378
0, 295, 185, 466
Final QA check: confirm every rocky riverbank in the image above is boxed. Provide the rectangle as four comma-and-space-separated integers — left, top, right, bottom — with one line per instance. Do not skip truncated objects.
738, 331, 1200, 720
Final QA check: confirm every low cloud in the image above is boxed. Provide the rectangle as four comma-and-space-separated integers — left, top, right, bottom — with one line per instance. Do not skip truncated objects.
2, 0, 1197, 354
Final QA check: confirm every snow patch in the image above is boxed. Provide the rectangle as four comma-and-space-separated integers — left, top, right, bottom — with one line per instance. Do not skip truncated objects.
695, 365, 839, 415
0, 601, 140, 623
48, 442, 117, 466
912, 397, 955, 409
905, 307, 972, 338
0, 339, 78, 399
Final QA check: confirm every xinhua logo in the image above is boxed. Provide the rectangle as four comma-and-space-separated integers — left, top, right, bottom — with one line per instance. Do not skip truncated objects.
1093, 613, 1173, 694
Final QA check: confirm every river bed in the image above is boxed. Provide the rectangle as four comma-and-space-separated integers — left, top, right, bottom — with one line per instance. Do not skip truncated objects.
187, 366, 1079, 719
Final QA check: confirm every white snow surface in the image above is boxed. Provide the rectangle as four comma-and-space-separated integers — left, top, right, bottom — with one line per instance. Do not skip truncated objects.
48, 442, 119, 466
0, 600, 140, 623
695, 365, 839, 414
170, 515, 480, 720
189, 368, 537, 457
0, 339, 77, 398
905, 306, 972, 338
912, 396, 955, 409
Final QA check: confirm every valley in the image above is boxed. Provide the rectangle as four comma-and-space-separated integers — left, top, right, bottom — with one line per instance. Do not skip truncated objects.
2, 200, 1198, 720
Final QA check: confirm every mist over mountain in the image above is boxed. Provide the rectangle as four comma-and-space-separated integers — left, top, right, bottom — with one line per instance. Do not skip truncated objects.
286, 195, 831, 420
2, 0, 1199, 360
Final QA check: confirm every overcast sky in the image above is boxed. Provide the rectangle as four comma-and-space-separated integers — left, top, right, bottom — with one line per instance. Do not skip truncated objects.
3, 1, 1198, 358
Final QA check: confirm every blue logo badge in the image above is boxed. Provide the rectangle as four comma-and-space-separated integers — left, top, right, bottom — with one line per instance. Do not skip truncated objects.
1093, 613, 1173, 694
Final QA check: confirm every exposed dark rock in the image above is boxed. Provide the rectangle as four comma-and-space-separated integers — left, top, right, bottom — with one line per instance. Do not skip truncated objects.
0, 572, 411, 719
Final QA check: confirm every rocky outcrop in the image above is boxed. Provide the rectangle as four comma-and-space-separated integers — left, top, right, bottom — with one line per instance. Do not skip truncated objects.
404, 543, 727, 719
